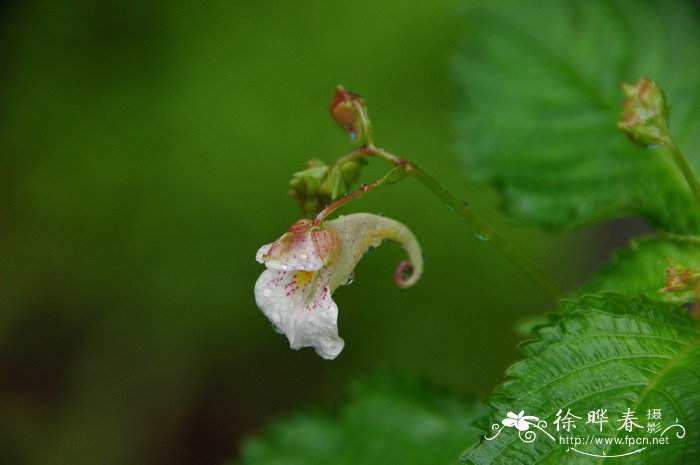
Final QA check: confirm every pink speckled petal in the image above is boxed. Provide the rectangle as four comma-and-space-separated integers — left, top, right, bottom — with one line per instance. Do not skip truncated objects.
261, 234, 324, 272
254, 268, 344, 360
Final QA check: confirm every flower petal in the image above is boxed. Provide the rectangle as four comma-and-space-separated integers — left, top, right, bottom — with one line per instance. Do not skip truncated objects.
258, 219, 339, 272
254, 268, 344, 360
263, 235, 325, 272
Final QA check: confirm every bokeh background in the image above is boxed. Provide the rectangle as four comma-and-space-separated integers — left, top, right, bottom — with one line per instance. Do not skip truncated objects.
0, 1, 642, 464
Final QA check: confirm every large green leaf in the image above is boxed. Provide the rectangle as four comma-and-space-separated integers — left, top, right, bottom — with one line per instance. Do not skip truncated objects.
585, 235, 700, 302
454, 0, 700, 232
462, 294, 700, 464
236, 374, 485, 465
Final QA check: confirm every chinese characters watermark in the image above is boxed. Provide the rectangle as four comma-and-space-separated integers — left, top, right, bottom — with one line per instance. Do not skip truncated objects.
485, 407, 686, 459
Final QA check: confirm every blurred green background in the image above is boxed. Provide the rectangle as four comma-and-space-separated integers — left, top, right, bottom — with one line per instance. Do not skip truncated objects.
0, 1, 628, 464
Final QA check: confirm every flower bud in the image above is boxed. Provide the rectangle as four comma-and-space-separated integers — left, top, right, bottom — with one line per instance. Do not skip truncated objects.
329, 85, 369, 143
289, 158, 366, 217
658, 257, 700, 296
289, 160, 328, 217
618, 77, 670, 148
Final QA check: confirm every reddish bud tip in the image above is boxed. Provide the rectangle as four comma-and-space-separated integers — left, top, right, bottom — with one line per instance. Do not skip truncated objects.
329, 85, 368, 142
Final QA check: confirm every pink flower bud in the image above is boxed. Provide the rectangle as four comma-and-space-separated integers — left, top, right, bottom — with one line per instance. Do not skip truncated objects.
329, 85, 368, 142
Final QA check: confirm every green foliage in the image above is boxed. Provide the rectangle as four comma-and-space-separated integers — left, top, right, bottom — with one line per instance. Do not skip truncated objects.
454, 0, 700, 232
455, 2, 700, 463
462, 294, 700, 465
585, 235, 700, 303
236, 374, 485, 465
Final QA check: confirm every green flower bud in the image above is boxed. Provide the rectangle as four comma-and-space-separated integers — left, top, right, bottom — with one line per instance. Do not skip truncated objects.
618, 77, 670, 148
340, 158, 364, 186
289, 160, 329, 217
289, 158, 366, 217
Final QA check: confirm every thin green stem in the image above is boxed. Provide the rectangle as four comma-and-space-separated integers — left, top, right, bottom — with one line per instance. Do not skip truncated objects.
329, 146, 370, 169
406, 162, 566, 300
330, 143, 398, 169
370, 147, 565, 301
666, 140, 700, 209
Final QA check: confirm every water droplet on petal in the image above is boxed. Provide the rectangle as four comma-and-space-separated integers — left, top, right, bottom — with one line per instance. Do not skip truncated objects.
299, 253, 308, 260
262, 288, 273, 297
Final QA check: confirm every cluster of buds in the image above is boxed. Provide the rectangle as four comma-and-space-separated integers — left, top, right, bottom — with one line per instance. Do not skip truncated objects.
288, 87, 372, 218
618, 77, 671, 148
289, 158, 365, 218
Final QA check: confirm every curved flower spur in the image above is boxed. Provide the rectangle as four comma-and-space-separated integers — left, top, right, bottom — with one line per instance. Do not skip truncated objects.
254, 213, 423, 359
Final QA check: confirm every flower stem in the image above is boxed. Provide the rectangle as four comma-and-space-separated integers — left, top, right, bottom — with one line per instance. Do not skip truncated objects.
329, 146, 370, 169
405, 162, 565, 300
313, 164, 406, 226
360, 146, 566, 301
666, 140, 700, 208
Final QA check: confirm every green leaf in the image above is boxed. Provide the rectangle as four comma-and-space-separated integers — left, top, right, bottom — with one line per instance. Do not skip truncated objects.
462, 294, 700, 464
584, 235, 700, 302
454, 0, 700, 232
236, 374, 485, 465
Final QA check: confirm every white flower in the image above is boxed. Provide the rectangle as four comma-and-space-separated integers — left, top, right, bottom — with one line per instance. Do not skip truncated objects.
502, 411, 539, 431
254, 213, 423, 360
